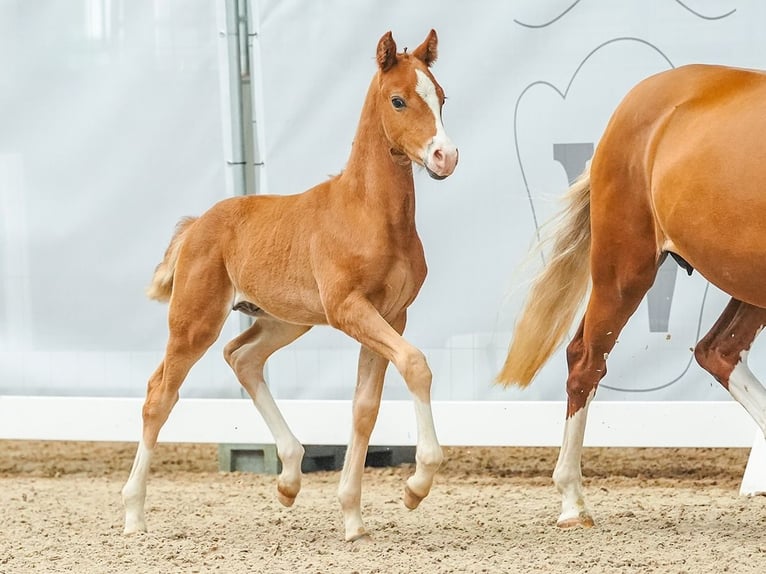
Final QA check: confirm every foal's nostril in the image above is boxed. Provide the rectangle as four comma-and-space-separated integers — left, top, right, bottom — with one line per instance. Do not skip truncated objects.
426, 144, 457, 177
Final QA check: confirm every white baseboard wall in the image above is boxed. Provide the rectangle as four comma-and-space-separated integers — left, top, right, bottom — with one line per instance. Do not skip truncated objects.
0, 397, 759, 447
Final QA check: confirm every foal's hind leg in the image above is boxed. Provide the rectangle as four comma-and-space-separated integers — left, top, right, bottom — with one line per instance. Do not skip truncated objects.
122, 264, 233, 534
223, 316, 311, 507
554, 252, 658, 528
694, 299, 766, 434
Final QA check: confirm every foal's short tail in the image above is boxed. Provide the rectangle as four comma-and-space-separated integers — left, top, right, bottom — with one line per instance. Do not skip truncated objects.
497, 167, 592, 387
146, 216, 198, 302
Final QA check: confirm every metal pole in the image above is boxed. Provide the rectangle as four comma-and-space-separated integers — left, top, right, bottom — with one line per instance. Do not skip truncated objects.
222, 0, 256, 398
223, 0, 256, 198
245, 0, 264, 195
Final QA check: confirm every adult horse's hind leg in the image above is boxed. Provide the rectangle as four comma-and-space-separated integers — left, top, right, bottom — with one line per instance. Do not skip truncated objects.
554, 248, 659, 528
694, 299, 766, 434
223, 316, 311, 507
122, 258, 233, 534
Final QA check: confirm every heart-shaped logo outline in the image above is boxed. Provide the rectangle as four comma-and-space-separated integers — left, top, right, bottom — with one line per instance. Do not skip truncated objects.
513, 0, 736, 29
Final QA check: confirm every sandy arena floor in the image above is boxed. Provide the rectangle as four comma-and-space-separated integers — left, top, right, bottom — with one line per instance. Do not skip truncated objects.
1, 441, 765, 573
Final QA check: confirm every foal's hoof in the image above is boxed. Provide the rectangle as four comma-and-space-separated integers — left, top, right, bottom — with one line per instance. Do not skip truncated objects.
403, 484, 425, 510
557, 514, 595, 529
123, 519, 148, 535
276, 490, 297, 508
347, 532, 373, 547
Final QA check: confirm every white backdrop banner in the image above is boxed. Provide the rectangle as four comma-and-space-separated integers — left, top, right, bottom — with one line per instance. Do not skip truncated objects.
2, 1, 765, 403
0, 1, 241, 397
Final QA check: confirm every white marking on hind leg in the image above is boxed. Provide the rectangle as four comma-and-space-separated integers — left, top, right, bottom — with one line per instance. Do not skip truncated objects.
122, 441, 152, 534
553, 391, 595, 527
249, 380, 304, 505
729, 350, 766, 433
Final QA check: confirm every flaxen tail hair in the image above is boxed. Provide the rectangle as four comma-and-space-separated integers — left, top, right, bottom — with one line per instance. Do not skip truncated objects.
146, 216, 198, 302
496, 166, 592, 387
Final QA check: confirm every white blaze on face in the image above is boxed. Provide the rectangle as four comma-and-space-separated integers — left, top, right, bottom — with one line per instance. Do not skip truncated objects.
414, 68, 456, 163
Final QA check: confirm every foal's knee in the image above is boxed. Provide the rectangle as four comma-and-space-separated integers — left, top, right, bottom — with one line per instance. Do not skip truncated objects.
397, 348, 432, 397
403, 349, 431, 382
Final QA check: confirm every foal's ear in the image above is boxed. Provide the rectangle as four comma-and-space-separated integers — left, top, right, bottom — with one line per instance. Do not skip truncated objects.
376, 31, 398, 72
412, 29, 438, 67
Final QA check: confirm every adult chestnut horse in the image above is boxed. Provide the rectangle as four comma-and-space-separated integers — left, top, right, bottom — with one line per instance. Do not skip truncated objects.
122, 30, 458, 542
498, 64, 766, 528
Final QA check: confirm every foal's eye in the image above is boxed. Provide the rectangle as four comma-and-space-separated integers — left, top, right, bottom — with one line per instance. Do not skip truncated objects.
391, 96, 406, 110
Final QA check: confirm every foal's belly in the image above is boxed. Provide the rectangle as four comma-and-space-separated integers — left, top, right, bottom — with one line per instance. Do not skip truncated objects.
230, 262, 424, 326
233, 280, 329, 326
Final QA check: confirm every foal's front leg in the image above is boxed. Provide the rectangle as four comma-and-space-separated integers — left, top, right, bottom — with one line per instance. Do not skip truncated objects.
338, 344, 390, 542
329, 300, 443, 535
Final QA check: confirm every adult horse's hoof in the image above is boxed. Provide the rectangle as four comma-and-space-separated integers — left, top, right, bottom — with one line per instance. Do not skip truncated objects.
403, 484, 425, 510
557, 513, 595, 529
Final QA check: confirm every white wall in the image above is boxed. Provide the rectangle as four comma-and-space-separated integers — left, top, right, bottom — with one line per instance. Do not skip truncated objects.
0, 0, 242, 397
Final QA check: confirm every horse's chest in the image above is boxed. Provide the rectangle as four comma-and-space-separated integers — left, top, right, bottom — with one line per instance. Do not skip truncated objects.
371, 256, 426, 318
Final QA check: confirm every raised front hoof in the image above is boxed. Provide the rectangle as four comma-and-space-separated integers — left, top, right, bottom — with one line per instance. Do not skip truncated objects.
403, 484, 425, 510
276, 469, 302, 508
276, 489, 297, 508
557, 514, 595, 529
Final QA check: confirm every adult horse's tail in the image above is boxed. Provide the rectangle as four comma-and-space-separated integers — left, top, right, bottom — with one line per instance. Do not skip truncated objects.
497, 167, 592, 387
146, 216, 198, 302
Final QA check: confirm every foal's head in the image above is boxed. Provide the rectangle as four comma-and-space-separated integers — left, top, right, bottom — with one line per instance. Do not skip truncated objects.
374, 30, 458, 180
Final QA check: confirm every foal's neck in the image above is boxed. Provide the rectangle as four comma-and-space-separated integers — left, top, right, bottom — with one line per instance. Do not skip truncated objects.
340, 75, 417, 224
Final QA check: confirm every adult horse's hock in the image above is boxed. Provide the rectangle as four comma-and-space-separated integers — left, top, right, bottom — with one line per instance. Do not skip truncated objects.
122, 29, 458, 542
498, 64, 766, 528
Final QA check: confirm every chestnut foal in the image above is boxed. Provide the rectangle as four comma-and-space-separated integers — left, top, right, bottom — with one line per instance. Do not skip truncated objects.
499, 64, 766, 528
122, 30, 458, 542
